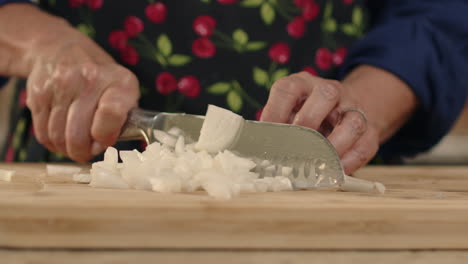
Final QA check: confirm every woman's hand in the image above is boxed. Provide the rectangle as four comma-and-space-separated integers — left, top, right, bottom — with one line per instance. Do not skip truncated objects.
26, 27, 139, 162
261, 65, 417, 174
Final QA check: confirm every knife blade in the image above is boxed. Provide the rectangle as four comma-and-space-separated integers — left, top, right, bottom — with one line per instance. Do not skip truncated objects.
119, 108, 344, 189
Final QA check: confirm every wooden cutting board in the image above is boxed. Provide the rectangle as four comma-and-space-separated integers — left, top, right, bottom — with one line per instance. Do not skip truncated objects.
1, 163, 468, 250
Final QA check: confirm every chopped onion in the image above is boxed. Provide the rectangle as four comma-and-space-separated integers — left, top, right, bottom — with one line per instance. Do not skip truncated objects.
340, 175, 385, 194
153, 129, 177, 147
195, 105, 244, 153
167, 127, 183, 137
88, 105, 295, 199
0, 169, 15, 182
47, 164, 82, 176
73, 173, 91, 183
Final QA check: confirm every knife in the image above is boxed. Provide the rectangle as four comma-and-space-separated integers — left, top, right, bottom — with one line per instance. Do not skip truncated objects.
119, 108, 345, 189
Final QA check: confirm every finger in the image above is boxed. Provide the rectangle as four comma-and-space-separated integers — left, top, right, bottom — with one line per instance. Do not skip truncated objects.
327, 109, 367, 157
64, 63, 101, 162
65, 96, 97, 162
260, 75, 310, 123
90, 84, 139, 155
341, 129, 379, 175
47, 68, 80, 156
26, 70, 55, 152
293, 77, 341, 130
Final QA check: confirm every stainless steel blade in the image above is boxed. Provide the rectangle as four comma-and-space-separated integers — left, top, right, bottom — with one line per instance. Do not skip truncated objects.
119, 109, 344, 189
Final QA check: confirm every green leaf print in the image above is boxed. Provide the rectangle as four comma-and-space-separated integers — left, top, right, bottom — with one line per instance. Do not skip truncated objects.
201, 0, 211, 3
260, 3, 276, 25
352, 7, 363, 26
253, 67, 269, 86
245, 41, 267, 51
154, 52, 167, 66
12, 118, 26, 150
272, 68, 289, 82
168, 54, 192, 66
207, 82, 231, 94
240, 0, 263, 7
77, 24, 95, 38
322, 18, 337, 33
18, 149, 27, 162
232, 29, 249, 45
324, 1, 333, 18
341, 23, 357, 36
227, 90, 243, 112
157, 34, 172, 57
48, 0, 56, 6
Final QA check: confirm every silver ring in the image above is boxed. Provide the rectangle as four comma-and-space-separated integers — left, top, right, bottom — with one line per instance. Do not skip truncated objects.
340, 108, 368, 127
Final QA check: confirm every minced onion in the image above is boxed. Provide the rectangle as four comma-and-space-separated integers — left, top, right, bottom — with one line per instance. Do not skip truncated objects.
0, 169, 15, 182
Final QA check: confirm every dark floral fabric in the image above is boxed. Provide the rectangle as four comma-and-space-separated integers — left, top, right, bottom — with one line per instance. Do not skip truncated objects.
3, 0, 368, 162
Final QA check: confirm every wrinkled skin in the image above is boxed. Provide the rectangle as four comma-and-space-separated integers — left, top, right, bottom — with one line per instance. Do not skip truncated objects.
26, 34, 140, 162
262, 72, 379, 175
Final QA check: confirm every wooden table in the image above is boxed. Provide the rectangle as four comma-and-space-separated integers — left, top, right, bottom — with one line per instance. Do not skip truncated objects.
1, 163, 468, 263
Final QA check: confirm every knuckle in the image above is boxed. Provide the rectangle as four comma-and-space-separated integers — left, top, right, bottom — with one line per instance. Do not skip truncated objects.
80, 62, 99, 83
319, 82, 340, 101
98, 100, 127, 119
348, 114, 366, 135
272, 77, 302, 97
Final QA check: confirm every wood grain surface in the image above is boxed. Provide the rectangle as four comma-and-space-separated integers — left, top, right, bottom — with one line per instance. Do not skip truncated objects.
1, 163, 468, 252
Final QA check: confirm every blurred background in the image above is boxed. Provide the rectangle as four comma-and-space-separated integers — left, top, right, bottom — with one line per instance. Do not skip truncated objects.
1, 78, 467, 164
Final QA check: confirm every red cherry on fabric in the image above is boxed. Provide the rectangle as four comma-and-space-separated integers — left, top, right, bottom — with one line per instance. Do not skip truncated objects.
343, 0, 353, 4
108, 30, 128, 51
69, 0, 85, 8
269, 43, 291, 64
193, 16, 217, 37
86, 0, 103, 10
332, 47, 347, 66
178, 76, 201, 98
293, 0, 309, 8
5, 146, 14, 162
120, 46, 139, 66
302, 66, 318, 76
124, 16, 144, 37
18, 89, 27, 107
145, 2, 167, 24
287, 17, 306, 38
217, 0, 238, 4
192, 37, 216, 58
156, 72, 178, 95
255, 108, 263, 121
315, 48, 333, 70
302, 1, 320, 21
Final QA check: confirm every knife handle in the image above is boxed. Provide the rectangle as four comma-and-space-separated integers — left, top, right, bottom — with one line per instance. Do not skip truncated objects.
119, 108, 160, 144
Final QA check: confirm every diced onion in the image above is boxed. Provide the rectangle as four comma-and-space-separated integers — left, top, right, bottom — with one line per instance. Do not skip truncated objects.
47, 165, 81, 176
87, 105, 294, 199
0, 169, 15, 182
73, 173, 91, 183
195, 105, 244, 153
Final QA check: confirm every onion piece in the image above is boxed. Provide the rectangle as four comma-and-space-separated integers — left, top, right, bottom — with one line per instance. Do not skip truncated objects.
195, 104, 244, 153
0, 169, 15, 182
153, 129, 177, 147
73, 173, 91, 183
167, 127, 183, 137
46, 165, 82, 176
90, 167, 129, 189
340, 175, 385, 194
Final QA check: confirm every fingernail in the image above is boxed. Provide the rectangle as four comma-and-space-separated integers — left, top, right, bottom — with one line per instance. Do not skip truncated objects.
91, 141, 105, 156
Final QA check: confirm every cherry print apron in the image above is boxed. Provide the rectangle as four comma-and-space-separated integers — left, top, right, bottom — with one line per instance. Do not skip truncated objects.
2, 0, 367, 162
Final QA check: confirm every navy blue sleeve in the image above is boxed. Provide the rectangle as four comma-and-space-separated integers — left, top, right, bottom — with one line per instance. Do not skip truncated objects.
0, 0, 34, 88
339, 0, 468, 159
0, 0, 31, 4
